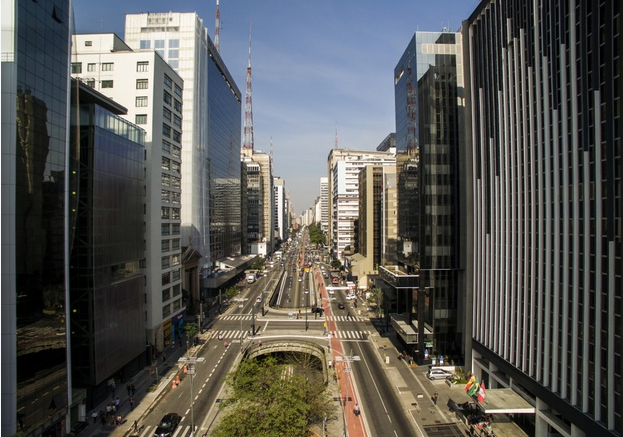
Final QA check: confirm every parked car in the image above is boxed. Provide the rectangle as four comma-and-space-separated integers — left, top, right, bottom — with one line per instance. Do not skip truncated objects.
426, 369, 452, 380
153, 413, 181, 437
346, 294, 356, 300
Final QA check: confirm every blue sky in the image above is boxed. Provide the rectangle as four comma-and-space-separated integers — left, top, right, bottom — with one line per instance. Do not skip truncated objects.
73, 0, 478, 214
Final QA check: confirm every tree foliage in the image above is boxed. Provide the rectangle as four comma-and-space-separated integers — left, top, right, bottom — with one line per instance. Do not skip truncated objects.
307, 222, 325, 246
223, 285, 239, 300
212, 355, 332, 437
367, 287, 384, 320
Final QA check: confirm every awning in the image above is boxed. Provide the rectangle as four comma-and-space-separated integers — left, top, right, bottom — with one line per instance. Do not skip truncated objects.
478, 388, 535, 414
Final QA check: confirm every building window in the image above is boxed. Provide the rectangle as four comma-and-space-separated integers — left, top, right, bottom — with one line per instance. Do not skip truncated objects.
171, 208, 180, 220
172, 268, 181, 280
174, 84, 182, 98
162, 124, 171, 138
162, 157, 170, 170
135, 114, 147, 125
172, 224, 180, 235
163, 90, 172, 105
171, 192, 180, 204
169, 39, 179, 48
85, 40, 92, 46
171, 255, 180, 266
173, 99, 182, 112
101, 62, 113, 71
172, 130, 181, 143
71, 62, 82, 73
162, 140, 171, 154
155, 40, 165, 49
101, 80, 113, 88
172, 299, 181, 312
162, 288, 171, 302
162, 272, 170, 286
162, 304, 171, 318
87, 63, 96, 72
136, 96, 148, 107
85, 80, 95, 88
161, 240, 170, 251
164, 74, 172, 88
173, 115, 182, 128
172, 283, 181, 296
137, 61, 149, 72
163, 107, 172, 122
172, 146, 181, 158
136, 79, 148, 89
140, 40, 151, 49
172, 239, 180, 250
171, 176, 181, 189
162, 173, 170, 186
161, 223, 170, 235
161, 189, 170, 202
171, 161, 180, 174
161, 256, 170, 269
168, 49, 179, 59
168, 60, 179, 69
161, 207, 170, 219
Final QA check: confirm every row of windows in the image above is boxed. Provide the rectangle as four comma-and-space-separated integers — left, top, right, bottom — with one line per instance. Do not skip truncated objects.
161, 254, 181, 269
161, 173, 181, 188
162, 140, 181, 158
161, 207, 180, 220
161, 269, 181, 286
161, 157, 181, 173
162, 297, 182, 318
162, 283, 182, 303
161, 238, 180, 252
161, 223, 181, 236
161, 189, 180, 204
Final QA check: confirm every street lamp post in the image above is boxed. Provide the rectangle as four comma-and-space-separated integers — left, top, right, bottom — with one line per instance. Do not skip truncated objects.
178, 356, 205, 437
305, 289, 309, 331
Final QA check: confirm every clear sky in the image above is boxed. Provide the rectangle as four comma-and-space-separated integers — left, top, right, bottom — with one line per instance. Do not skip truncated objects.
73, 0, 478, 214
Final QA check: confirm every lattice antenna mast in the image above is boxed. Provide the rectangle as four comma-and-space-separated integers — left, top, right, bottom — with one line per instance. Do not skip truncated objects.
214, 0, 220, 52
242, 22, 254, 151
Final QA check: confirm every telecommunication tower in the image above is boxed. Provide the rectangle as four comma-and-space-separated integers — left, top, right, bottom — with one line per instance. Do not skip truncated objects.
242, 22, 254, 151
214, 0, 220, 52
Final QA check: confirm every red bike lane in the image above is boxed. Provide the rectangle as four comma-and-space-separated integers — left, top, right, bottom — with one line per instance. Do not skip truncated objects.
316, 269, 367, 437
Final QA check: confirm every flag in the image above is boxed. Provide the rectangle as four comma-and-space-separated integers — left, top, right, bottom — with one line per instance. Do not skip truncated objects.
464, 374, 475, 392
467, 377, 479, 396
477, 381, 486, 403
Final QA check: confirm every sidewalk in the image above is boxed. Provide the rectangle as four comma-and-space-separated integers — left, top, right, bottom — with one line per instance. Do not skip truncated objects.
75, 309, 218, 437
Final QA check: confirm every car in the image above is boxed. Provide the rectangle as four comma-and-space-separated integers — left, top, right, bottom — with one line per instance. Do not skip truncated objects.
153, 413, 181, 437
311, 306, 324, 315
337, 302, 345, 309
256, 296, 262, 303
426, 369, 452, 380
346, 294, 356, 300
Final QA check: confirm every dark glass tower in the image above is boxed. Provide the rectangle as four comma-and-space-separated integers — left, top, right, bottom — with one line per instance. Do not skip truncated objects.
1, 0, 72, 435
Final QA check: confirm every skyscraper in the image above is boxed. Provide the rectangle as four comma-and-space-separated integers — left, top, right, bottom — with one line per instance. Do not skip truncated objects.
2, 0, 72, 434
464, 2, 622, 436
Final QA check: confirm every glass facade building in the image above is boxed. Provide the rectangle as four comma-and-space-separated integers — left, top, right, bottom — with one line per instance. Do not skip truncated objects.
464, 1, 622, 436
1, 0, 72, 435
207, 39, 243, 260
69, 83, 146, 402
393, 32, 466, 361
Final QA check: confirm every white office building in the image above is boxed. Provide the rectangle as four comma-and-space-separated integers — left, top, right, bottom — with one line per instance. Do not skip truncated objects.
71, 33, 185, 350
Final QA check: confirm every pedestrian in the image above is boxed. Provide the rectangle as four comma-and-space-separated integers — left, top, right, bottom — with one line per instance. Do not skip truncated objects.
224, 341, 228, 348
433, 392, 439, 405
126, 383, 131, 396
162, 352, 167, 362
129, 396, 134, 411
106, 404, 112, 417
258, 340, 262, 347
114, 397, 120, 409
328, 360, 332, 369
133, 420, 139, 432
100, 410, 106, 425
92, 411, 98, 423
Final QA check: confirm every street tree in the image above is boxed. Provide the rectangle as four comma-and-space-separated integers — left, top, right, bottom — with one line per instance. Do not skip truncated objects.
367, 287, 384, 320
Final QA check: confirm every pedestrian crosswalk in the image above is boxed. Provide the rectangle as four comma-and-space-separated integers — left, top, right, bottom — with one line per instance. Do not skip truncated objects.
218, 314, 367, 322
133, 424, 195, 437
210, 328, 263, 339
328, 330, 371, 339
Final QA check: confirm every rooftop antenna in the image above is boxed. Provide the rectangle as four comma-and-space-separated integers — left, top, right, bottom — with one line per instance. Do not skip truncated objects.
214, 0, 220, 52
270, 136, 273, 164
334, 122, 338, 149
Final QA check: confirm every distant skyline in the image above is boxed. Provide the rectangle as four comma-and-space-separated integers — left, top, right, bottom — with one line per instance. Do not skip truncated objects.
73, 0, 478, 214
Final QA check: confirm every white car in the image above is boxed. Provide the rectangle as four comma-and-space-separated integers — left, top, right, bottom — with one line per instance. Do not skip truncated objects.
346, 294, 356, 300
426, 369, 452, 380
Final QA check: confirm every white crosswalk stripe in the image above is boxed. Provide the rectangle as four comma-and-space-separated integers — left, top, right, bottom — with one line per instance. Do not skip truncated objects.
329, 330, 371, 339
212, 328, 263, 340
138, 424, 194, 437
327, 315, 366, 322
